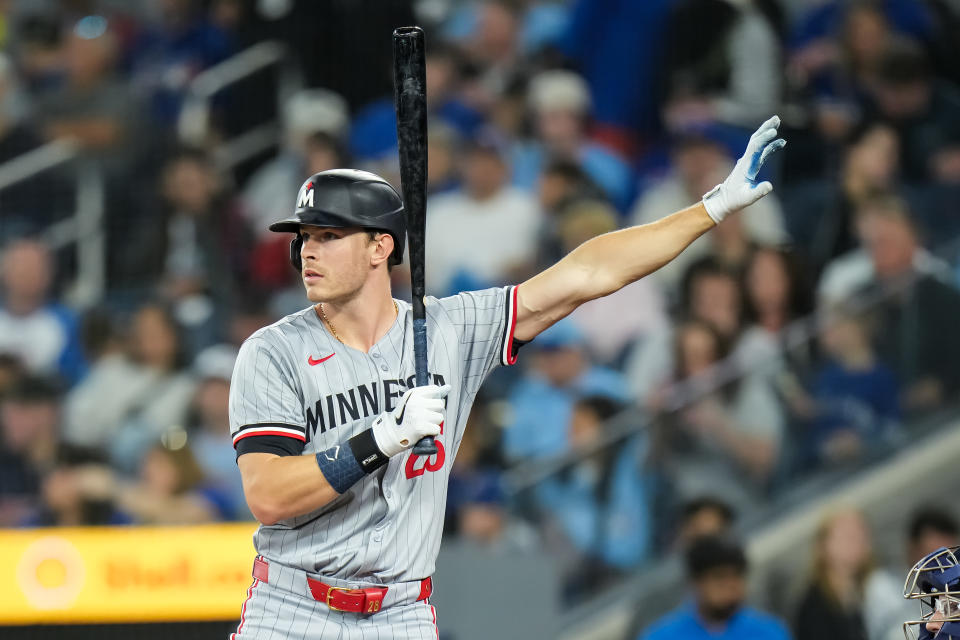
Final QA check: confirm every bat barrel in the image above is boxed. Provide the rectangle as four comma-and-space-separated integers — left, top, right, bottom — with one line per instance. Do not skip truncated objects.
394, 25, 437, 457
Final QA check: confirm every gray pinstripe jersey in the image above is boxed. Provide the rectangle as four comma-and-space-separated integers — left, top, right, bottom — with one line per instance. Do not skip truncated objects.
229, 286, 519, 583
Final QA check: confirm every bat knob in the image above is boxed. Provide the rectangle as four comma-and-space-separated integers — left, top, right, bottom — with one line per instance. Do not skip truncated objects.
412, 436, 438, 456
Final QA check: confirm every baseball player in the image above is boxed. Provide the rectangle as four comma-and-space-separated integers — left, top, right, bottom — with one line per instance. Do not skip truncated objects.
228, 116, 786, 638
903, 546, 960, 639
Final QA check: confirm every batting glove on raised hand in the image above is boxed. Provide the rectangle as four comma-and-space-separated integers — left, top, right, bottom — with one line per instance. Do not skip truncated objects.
371, 384, 450, 457
701, 115, 786, 224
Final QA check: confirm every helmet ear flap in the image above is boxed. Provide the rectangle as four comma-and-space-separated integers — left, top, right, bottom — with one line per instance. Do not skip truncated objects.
290, 235, 303, 272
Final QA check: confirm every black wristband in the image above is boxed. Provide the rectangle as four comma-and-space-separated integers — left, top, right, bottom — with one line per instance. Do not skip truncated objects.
349, 428, 389, 473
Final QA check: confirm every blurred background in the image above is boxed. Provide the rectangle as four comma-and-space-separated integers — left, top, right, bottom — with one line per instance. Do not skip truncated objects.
1, 0, 960, 638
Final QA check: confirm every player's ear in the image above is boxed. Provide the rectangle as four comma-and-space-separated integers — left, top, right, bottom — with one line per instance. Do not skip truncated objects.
369, 232, 394, 268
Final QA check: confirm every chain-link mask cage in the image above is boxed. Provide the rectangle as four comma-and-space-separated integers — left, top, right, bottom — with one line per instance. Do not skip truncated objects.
904, 546, 960, 640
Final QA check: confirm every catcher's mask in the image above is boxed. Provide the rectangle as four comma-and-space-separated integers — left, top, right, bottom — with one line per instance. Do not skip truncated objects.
904, 546, 960, 640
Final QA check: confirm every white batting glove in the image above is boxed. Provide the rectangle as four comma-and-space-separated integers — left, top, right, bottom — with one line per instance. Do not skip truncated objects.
701, 115, 786, 224
371, 384, 450, 457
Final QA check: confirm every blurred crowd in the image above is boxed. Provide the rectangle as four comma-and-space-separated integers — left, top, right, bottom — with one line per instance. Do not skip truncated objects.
1, 0, 960, 634
634, 502, 960, 640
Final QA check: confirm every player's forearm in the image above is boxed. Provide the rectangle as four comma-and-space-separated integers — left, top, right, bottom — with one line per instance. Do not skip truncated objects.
239, 453, 341, 525
514, 203, 715, 340
568, 203, 715, 302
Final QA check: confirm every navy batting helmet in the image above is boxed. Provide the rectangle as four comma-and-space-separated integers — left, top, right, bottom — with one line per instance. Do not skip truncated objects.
269, 169, 406, 271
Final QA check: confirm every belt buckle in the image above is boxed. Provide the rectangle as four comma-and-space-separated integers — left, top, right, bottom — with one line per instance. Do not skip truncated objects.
325, 586, 355, 612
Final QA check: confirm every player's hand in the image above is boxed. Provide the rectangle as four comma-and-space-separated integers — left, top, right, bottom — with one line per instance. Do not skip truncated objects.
371, 384, 451, 457
701, 115, 786, 223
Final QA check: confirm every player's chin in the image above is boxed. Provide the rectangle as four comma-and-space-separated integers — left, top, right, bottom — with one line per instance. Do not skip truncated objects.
303, 279, 329, 302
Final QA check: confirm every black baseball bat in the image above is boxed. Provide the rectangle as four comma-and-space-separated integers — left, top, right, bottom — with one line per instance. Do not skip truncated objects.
393, 26, 436, 456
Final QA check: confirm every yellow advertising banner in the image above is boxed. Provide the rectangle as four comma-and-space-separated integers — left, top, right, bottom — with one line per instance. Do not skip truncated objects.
0, 523, 258, 624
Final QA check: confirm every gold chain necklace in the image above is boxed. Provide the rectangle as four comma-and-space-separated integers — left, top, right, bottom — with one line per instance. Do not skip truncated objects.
319, 300, 399, 344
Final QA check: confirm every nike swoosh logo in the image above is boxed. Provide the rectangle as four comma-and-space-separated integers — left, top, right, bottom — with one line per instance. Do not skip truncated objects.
308, 353, 335, 366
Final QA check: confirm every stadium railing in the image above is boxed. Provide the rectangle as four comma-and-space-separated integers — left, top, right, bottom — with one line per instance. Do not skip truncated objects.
0, 138, 105, 308
177, 40, 303, 171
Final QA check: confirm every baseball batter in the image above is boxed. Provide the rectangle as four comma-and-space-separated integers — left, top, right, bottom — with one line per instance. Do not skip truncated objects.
229, 117, 786, 639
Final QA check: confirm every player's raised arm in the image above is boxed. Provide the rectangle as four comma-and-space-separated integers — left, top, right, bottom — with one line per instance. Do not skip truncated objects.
513, 115, 786, 342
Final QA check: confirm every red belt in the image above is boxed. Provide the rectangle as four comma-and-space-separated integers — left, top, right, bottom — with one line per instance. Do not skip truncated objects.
253, 557, 432, 614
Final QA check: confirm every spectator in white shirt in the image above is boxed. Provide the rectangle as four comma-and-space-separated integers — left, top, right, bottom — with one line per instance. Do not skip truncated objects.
817, 194, 952, 305
426, 131, 541, 295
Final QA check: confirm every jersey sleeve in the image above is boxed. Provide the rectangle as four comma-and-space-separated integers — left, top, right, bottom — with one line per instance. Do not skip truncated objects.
229, 334, 307, 456
434, 286, 521, 392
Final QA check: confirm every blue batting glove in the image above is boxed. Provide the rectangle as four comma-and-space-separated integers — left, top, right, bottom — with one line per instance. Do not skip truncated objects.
701, 115, 786, 224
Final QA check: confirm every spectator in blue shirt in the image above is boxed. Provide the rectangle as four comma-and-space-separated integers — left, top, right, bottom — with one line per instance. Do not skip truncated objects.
0, 240, 86, 386
807, 306, 900, 466
82, 438, 232, 525
536, 396, 653, 601
512, 70, 635, 212
0, 376, 64, 526
503, 319, 629, 461
188, 344, 248, 519
639, 535, 791, 640
789, 0, 934, 55
349, 40, 484, 162
21, 454, 133, 528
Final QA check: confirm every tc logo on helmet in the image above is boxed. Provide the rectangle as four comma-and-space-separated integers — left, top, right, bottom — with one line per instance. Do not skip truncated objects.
298, 182, 314, 208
